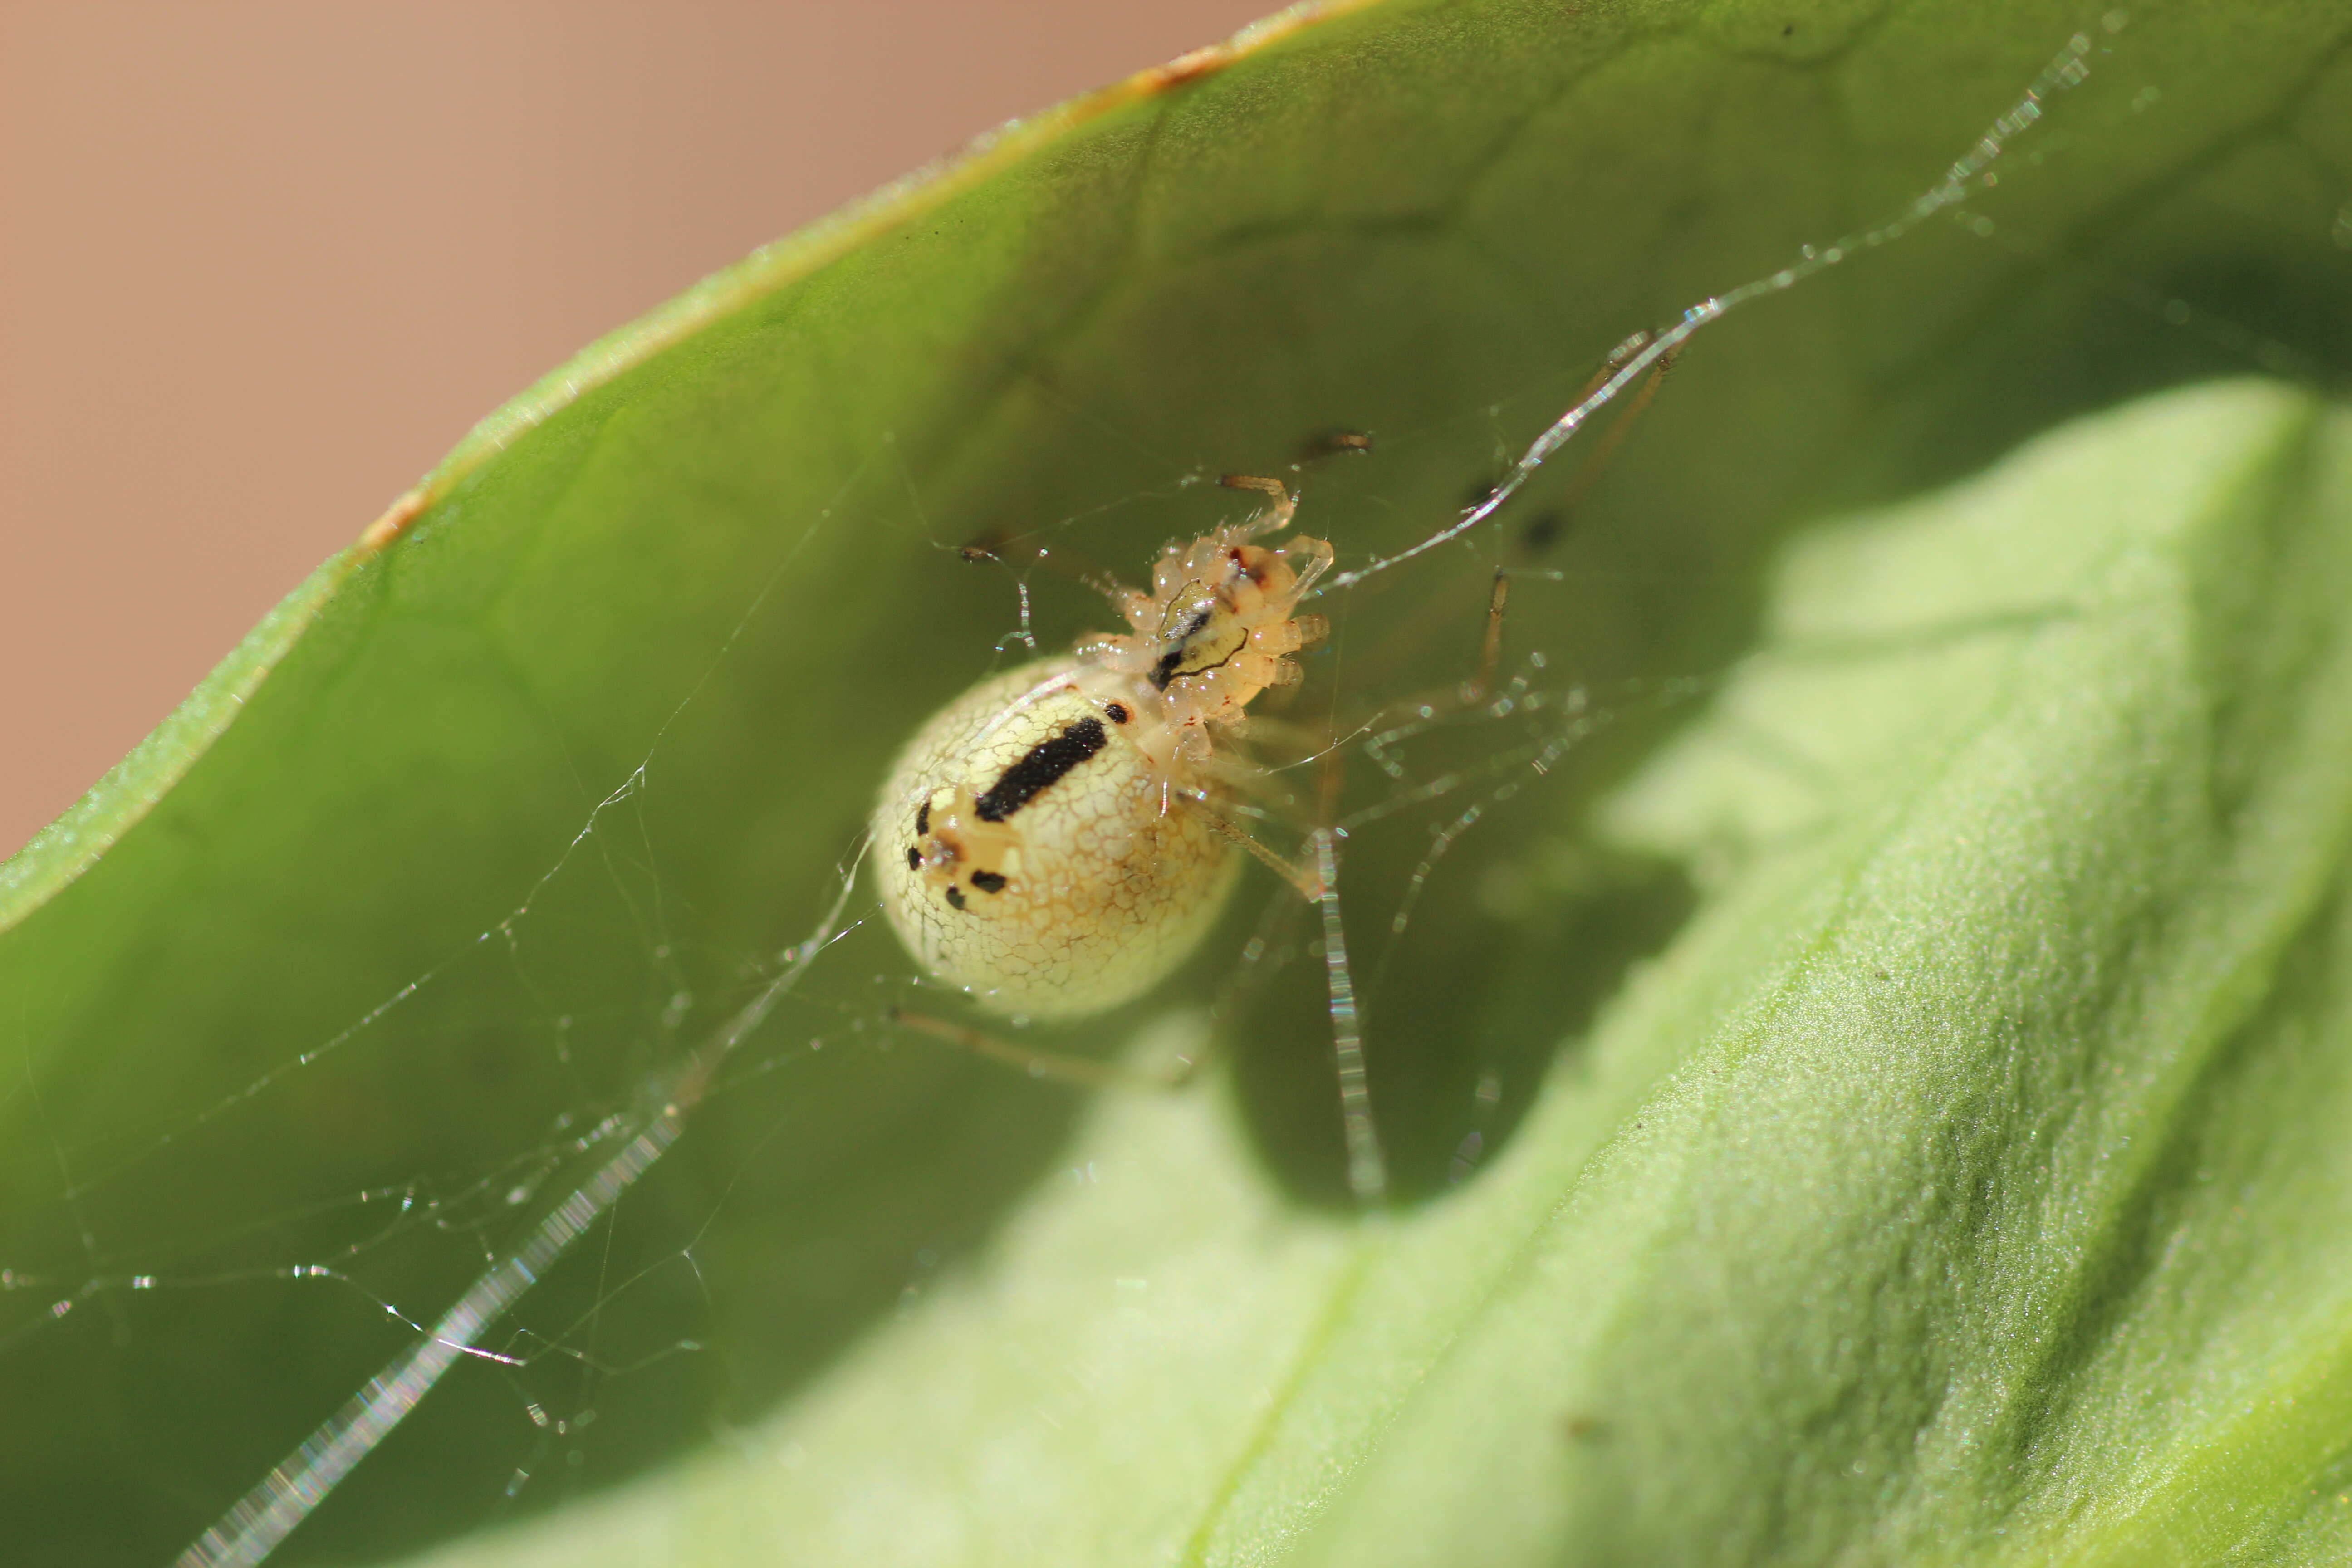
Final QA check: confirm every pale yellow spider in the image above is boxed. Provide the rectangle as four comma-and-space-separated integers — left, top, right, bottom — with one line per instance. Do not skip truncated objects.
871, 343, 1667, 1206
871, 475, 1329, 1022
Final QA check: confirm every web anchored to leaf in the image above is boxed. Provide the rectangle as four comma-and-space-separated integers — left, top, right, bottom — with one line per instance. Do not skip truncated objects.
11, 7, 2325, 1564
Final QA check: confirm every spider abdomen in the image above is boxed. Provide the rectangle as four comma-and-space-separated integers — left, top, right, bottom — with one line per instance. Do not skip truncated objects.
872, 660, 1239, 1019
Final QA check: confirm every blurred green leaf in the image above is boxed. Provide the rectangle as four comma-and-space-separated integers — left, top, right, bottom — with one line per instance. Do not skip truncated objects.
5, 0, 2352, 1564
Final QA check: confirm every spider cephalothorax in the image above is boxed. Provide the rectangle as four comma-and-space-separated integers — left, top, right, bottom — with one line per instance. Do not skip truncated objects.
1080, 475, 1331, 766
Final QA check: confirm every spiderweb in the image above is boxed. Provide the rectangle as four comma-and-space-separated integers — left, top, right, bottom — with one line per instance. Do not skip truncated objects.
0, 10, 2336, 1564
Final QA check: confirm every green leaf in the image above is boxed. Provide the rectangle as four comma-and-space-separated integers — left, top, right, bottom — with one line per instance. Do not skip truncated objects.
5, 1, 2352, 1565
391, 379, 2352, 1568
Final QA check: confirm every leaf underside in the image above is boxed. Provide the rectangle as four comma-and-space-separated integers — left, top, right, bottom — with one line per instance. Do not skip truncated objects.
5, 1, 2352, 1565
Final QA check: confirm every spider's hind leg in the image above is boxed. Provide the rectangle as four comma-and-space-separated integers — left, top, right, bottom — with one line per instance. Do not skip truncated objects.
888, 1007, 1204, 1089
1176, 793, 1324, 902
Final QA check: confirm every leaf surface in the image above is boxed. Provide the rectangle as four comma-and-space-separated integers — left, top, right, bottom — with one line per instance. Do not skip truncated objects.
4, 1, 2352, 1564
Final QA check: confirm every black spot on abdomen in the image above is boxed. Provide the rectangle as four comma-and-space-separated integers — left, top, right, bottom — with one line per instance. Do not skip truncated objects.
975, 717, 1107, 822
970, 870, 1007, 894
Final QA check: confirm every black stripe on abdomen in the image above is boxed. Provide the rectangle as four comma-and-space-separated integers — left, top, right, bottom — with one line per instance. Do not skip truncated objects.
974, 717, 1107, 822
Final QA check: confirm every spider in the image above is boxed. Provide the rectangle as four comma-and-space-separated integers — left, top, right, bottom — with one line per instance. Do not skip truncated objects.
870, 340, 1676, 1203
870, 475, 1329, 1024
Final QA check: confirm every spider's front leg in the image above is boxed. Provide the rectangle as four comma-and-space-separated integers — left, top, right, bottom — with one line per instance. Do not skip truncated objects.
1217, 472, 1298, 541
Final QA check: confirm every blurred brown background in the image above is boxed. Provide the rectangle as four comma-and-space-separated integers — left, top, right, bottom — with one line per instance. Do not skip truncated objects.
0, 0, 1267, 858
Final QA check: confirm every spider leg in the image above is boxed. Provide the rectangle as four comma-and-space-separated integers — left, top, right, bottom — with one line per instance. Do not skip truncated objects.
1465, 568, 1510, 705
887, 1007, 1203, 1088
1344, 567, 1529, 758
1176, 793, 1324, 900
1534, 341, 1682, 548
1576, 328, 1659, 402
1217, 473, 1298, 540
1310, 826, 1387, 1204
